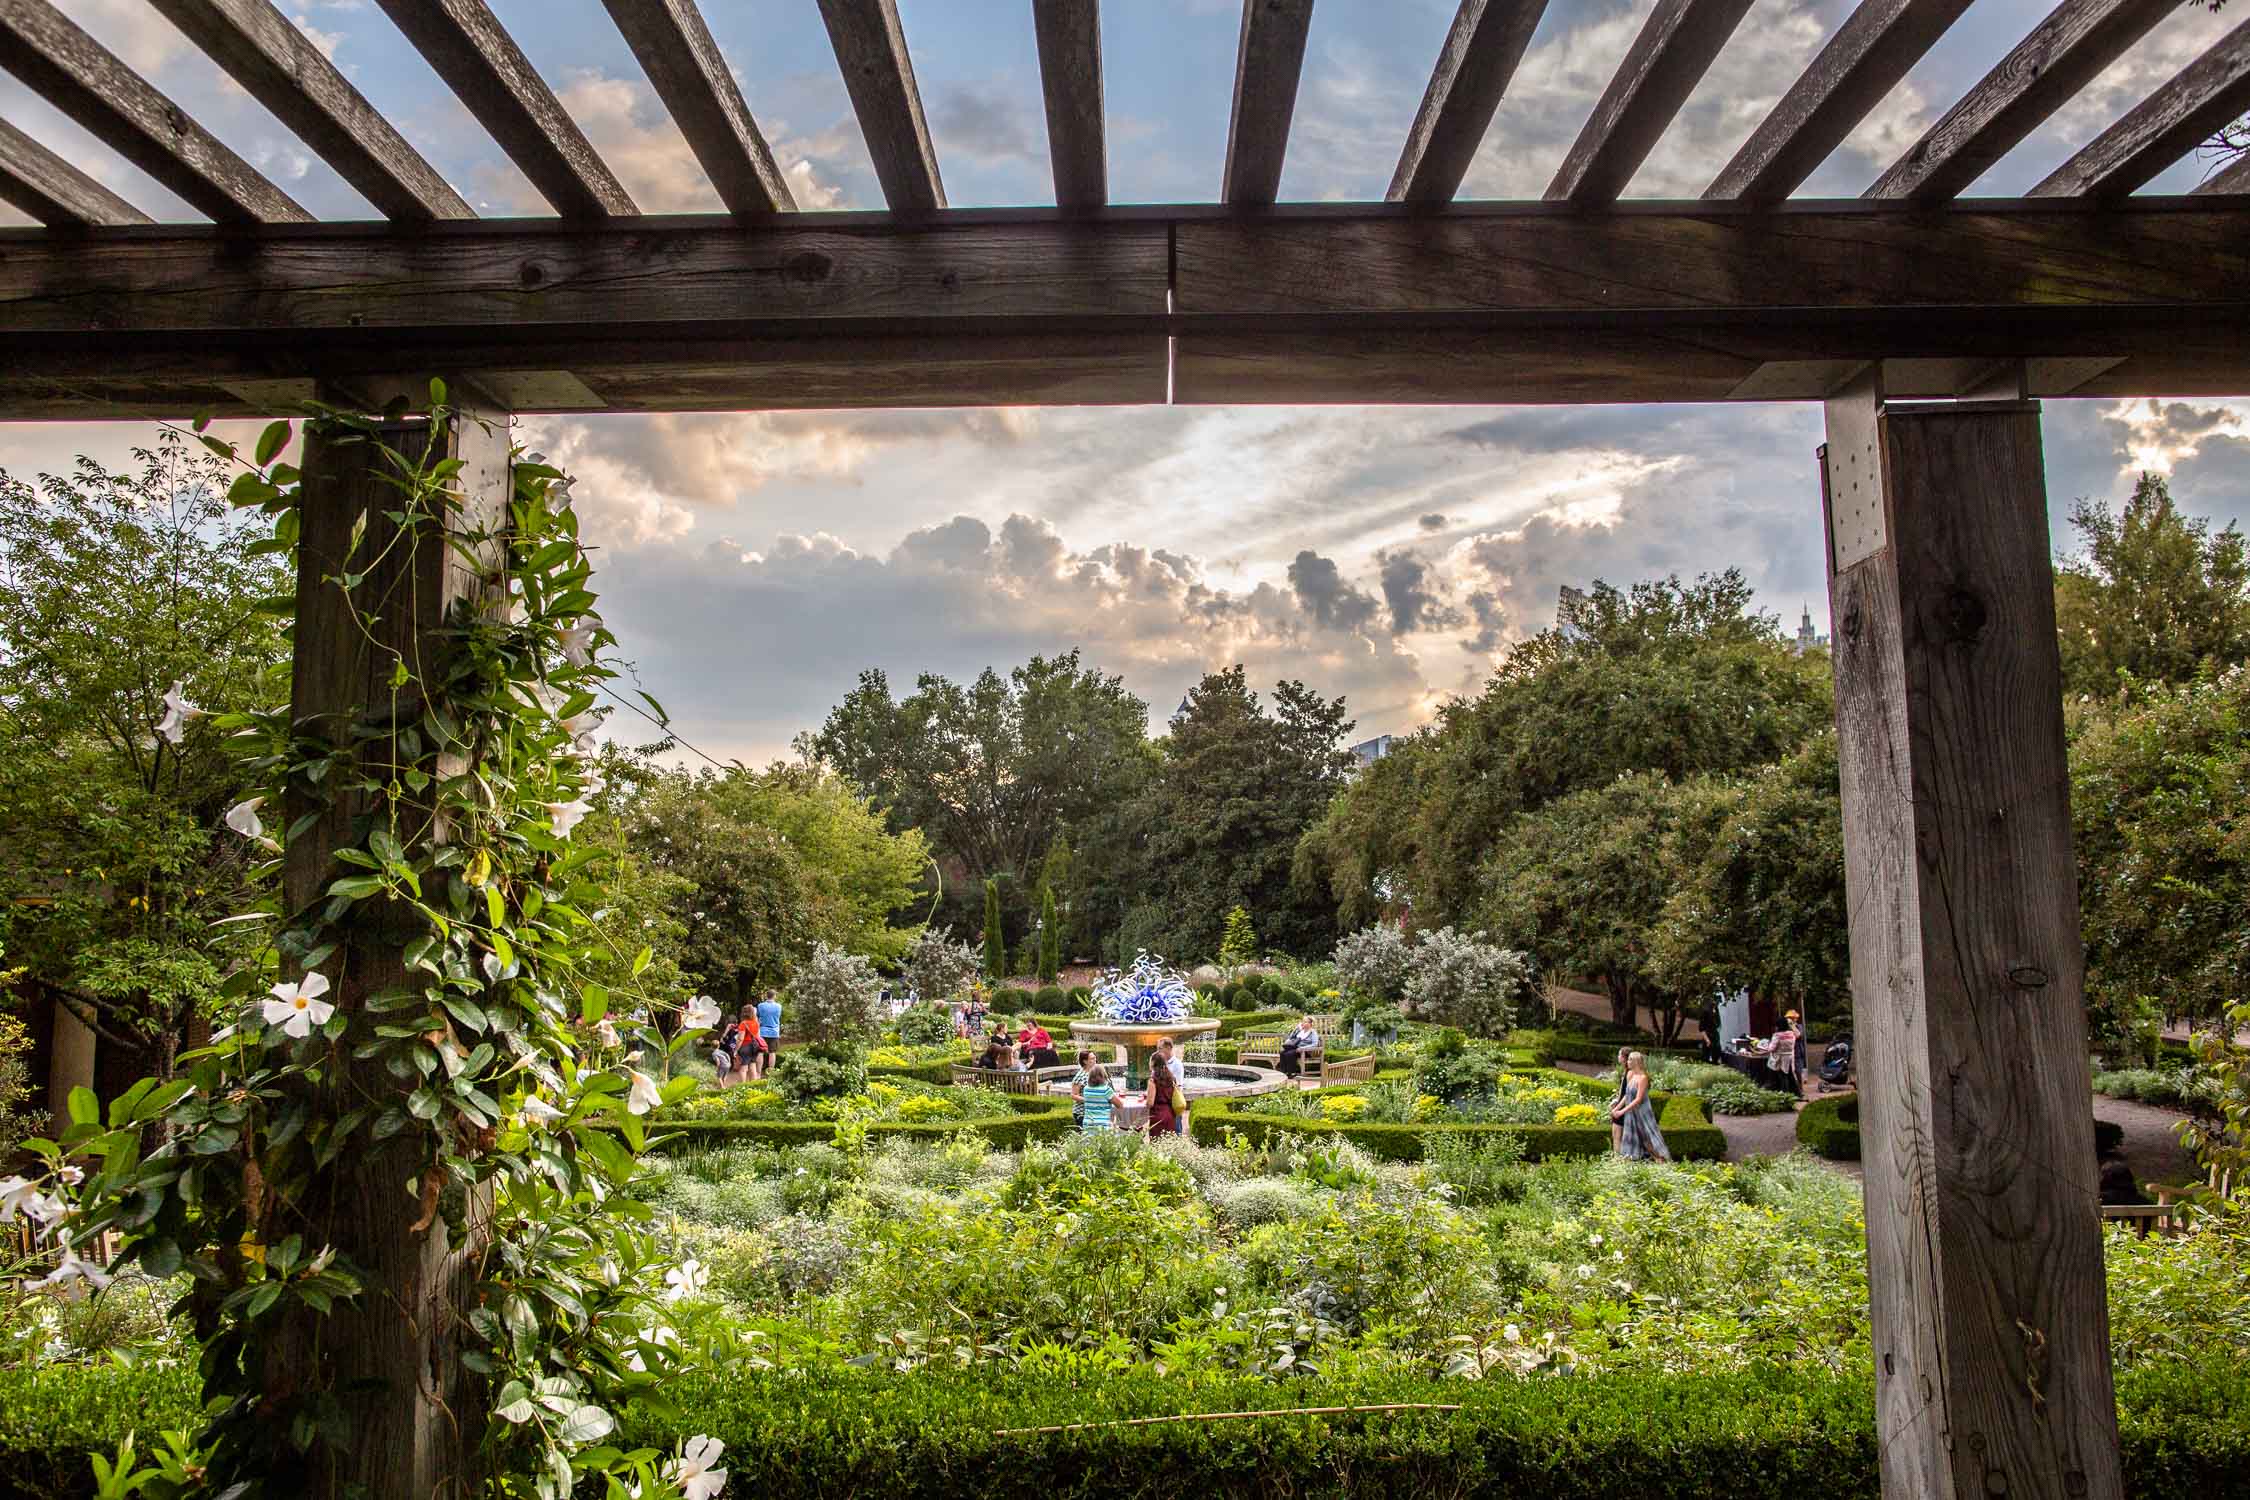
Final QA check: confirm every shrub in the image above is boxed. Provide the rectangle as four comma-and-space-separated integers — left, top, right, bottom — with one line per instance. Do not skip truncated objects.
1400, 927, 1530, 1038
894, 1005, 955, 1048
902, 927, 982, 1008
1210, 1176, 1322, 1229
1333, 923, 1412, 1003
1423, 1125, 1527, 1205
1034, 984, 1067, 1010
987, 986, 1030, 1014
1219, 905, 1258, 968
771, 1043, 867, 1104
1191, 1089, 1725, 1164
1412, 1029, 1508, 1104
1064, 984, 1093, 1013
1796, 1094, 1860, 1160
1223, 984, 1258, 1012
787, 941, 886, 1045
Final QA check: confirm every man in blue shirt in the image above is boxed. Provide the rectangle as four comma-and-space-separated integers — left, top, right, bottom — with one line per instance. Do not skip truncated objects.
756, 991, 782, 1059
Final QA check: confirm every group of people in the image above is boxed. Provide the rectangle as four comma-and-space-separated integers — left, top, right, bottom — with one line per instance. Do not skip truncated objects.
975, 1018, 1061, 1071
1071, 1035, 1188, 1136
712, 993, 782, 1084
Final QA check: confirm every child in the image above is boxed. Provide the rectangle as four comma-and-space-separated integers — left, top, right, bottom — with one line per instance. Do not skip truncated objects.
1079, 1064, 1116, 1133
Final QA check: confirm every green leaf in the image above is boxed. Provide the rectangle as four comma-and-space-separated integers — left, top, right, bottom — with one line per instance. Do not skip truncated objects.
580, 984, 608, 1024
227, 472, 280, 509
429, 376, 449, 408
68, 1086, 99, 1127
255, 419, 291, 466
486, 884, 506, 929
327, 875, 386, 899
630, 946, 652, 978
406, 1087, 441, 1121
637, 690, 669, 724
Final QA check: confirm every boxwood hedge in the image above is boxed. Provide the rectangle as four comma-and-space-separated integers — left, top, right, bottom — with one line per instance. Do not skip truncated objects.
651, 1095, 1074, 1153
13, 1359, 2246, 1500
1795, 1092, 2125, 1164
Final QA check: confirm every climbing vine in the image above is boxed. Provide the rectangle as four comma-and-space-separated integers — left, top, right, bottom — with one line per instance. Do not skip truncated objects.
13, 393, 725, 1498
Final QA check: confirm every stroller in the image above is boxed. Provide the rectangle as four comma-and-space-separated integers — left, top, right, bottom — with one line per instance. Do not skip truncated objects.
1817, 1035, 1853, 1091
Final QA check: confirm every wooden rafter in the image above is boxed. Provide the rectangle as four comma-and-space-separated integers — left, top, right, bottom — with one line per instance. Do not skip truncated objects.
151, 0, 472, 222
371, 0, 635, 218
817, 0, 945, 218
1223, 0, 1315, 206
0, 0, 309, 223
1706, 0, 1974, 202
2031, 16, 2250, 199
599, 0, 793, 216
1033, 0, 1106, 209
1389, 0, 1550, 206
0, 115, 150, 226
1546, 0, 1752, 205
1868, 0, 2172, 203
2195, 150, 2250, 195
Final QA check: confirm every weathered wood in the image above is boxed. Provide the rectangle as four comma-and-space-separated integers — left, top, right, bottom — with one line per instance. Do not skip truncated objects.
282, 405, 508, 1500
1706, 0, 1974, 202
0, 116, 150, 226
0, 0, 309, 223
2195, 149, 2250, 195
600, 0, 793, 215
371, 0, 635, 218
1821, 396, 2123, 1500
1032, 0, 1106, 209
817, 0, 944, 217
1223, 0, 1315, 206
1545, 0, 1753, 205
2030, 17, 2250, 199
150, 0, 472, 221
44, 990, 94, 1136
1867, 0, 2172, 204
1389, 0, 1551, 206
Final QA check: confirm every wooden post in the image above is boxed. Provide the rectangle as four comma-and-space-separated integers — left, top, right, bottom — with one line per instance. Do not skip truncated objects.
276, 400, 509, 1500
45, 993, 96, 1136
1820, 381, 2124, 1500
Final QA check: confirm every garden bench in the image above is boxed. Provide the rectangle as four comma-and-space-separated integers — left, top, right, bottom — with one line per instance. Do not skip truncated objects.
1319, 1052, 1378, 1083
2099, 1203, 2194, 1237
1237, 1016, 1341, 1076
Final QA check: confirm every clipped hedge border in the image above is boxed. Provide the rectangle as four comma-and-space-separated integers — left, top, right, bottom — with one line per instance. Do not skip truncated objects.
1797, 1094, 1860, 1160
9, 1357, 2247, 1500
1188, 1075, 1726, 1162
865, 1059, 957, 1085
652, 1095, 1074, 1153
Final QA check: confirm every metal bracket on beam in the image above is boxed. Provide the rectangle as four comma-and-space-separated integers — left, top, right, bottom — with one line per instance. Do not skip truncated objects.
1823, 363, 1886, 573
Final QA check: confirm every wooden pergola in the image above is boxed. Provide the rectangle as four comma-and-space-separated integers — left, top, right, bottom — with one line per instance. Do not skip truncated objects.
3, 1, 2248, 1497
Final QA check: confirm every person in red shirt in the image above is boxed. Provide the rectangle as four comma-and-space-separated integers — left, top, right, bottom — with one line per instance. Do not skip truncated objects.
1016, 1019, 1058, 1070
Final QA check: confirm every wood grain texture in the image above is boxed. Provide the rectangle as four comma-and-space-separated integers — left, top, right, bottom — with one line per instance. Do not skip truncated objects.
2193, 149, 2250, 195
600, 0, 793, 215
1545, 0, 1754, 205
1389, 0, 1551, 206
151, 0, 471, 221
1822, 400, 2123, 1500
1867, 0, 2172, 204
1223, 0, 1315, 206
0, 0, 309, 222
371, 0, 635, 218
2030, 17, 2250, 199
283, 407, 507, 1500
817, 0, 944, 217
1033, 0, 1106, 209
0, 115, 150, 226
1706, 0, 1974, 203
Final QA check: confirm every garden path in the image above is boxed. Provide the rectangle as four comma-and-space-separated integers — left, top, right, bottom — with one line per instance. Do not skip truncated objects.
2091, 1094, 2197, 1190
1549, 1058, 1860, 1176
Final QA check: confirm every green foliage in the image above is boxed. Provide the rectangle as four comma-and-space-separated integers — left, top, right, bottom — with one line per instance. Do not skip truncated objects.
981, 879, 1006, 982
1796, 1095, 1861, 1161
1192, 1091, 1726, 1163
2056, 472, 2250, 699
1604, 1057, 1797, 1116
786, 941, 886, 1046
893, 1004, 956, 1048
0, 1009, 37, 1157
1033, 984, 1066, 1010
1037, 884, 1060, 982
1218, 905, 1258, 967
1412, 1029, 1508, 1104
771, 1043, 869, 1105
1332, 923, 1412, 1003
1399, 927, 1529, 1038
900, 925, 981, 1008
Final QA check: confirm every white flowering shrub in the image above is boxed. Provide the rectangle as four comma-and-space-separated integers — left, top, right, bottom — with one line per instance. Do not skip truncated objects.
1333, 923, 1413, 1003
901, 927, 981, 1006
1401, 927, 1530, 1038
787, 941, 886, 1045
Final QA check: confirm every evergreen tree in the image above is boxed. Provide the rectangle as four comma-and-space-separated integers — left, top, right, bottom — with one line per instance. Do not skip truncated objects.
1038, 885, 1061, 981
1219, 905, 1258, 968
982, 878, 1006, 981
2055, 472, 2250, 697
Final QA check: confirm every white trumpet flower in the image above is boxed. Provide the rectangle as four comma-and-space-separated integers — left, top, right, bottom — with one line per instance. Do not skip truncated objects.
156, 682, 205, 745
263, 973, 335, 1039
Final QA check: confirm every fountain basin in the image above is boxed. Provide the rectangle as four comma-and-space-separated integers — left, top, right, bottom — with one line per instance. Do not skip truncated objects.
1068, 1017, 1220, 1090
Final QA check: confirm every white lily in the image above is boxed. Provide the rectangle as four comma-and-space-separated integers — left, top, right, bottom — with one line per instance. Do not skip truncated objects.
682, 995, 721, 1032
625, 1322, 679, 1374
662, 1259, 707, 1303
0, 1176, 66, 1225
522, 1096, 566, 1127
624, 1066, 662, 1116
224, 796, 266, 840
56, 1164, 83, 1188
263, 972, 335, 1039
40, 1251, 112, 1298
542, 799, 590, 838
156, 681, 205, 745
670, 1434, 726, 1500
557, 617, 600, 667
595, 1017, 621, 1049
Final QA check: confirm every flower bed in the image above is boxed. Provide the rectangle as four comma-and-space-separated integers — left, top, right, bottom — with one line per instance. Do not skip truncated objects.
653, 1094, 1075, 1152
1190, 1076, 1726, 1162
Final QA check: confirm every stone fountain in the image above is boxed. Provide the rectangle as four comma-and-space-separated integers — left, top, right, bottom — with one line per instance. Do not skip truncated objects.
1067, 953, 1220, 1090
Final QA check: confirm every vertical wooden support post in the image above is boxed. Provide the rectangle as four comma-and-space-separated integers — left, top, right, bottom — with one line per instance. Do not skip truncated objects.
280, 400, 509, 1500
1820, 380, 2124, 1500
45, 995, 96, 1136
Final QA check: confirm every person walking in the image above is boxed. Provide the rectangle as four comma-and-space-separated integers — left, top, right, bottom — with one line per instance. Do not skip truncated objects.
1608, 1046, 1631, 1154
1613, 1050, 1672, 1162
1080, 1064, 1117, 1133
1143, 1052, 1183, 1137
756, 989, 783, 1068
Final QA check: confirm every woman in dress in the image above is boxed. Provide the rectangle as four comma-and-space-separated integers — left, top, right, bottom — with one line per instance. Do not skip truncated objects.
1143, 1054, 1182, 1137
1612, 1050, 1671, 1162
1608, 1046, 1631, 1153
1079, 1064, 1117, 1133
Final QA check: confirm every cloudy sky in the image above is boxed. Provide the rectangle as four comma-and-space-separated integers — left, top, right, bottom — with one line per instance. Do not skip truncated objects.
4, 0, 2248, 760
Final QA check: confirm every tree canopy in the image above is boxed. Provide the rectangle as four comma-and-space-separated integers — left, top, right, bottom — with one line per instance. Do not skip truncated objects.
2055, 472, 2250, 698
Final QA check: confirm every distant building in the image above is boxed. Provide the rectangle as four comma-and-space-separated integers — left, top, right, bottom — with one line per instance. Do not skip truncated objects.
1556, 584, 1589, 638
1796, 604, 1829, 654
1349, 734, 1394, 769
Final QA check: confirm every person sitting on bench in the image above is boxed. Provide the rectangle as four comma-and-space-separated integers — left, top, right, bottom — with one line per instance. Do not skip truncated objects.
1277, 1016, 1320, 1077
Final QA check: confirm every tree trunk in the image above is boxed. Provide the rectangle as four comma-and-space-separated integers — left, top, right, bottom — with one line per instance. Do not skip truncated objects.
266, 405, 510, 1500
1602, 973, 1635, 1030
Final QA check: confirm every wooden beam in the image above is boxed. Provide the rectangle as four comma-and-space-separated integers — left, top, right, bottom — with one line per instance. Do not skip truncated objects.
0, 115, 150, 226
0, 0, 310, 223
2194, 149, 2250, 195
1389, 0, 1551, 207
1032, 0, 1106, 209
1867, 0, 2172, 204
817, 0, 944, 217
371, 0, 635, 218
599, 0, 793, 215
150, 0, 472, 221
2030, 18, 2250, 199
1706, 0, 1974, 203
1546, 0, 1753, 205
1223, 0, 1315, 207
1819, 393, 2123, 1500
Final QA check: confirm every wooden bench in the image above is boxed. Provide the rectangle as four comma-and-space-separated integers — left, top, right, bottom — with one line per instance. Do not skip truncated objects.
2099, 1202, 2194, 1237
1237, 1015, 1343, 1076
1319, 1051, 1378, 1083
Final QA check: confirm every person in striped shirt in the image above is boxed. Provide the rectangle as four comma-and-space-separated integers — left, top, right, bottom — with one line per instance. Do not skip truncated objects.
1079, 1064, 1117, 1133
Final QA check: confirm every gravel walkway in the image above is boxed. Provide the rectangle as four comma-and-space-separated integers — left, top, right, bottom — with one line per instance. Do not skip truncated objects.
1551, 1057, 1859, 1175
2091, 1093, 2198, 1190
